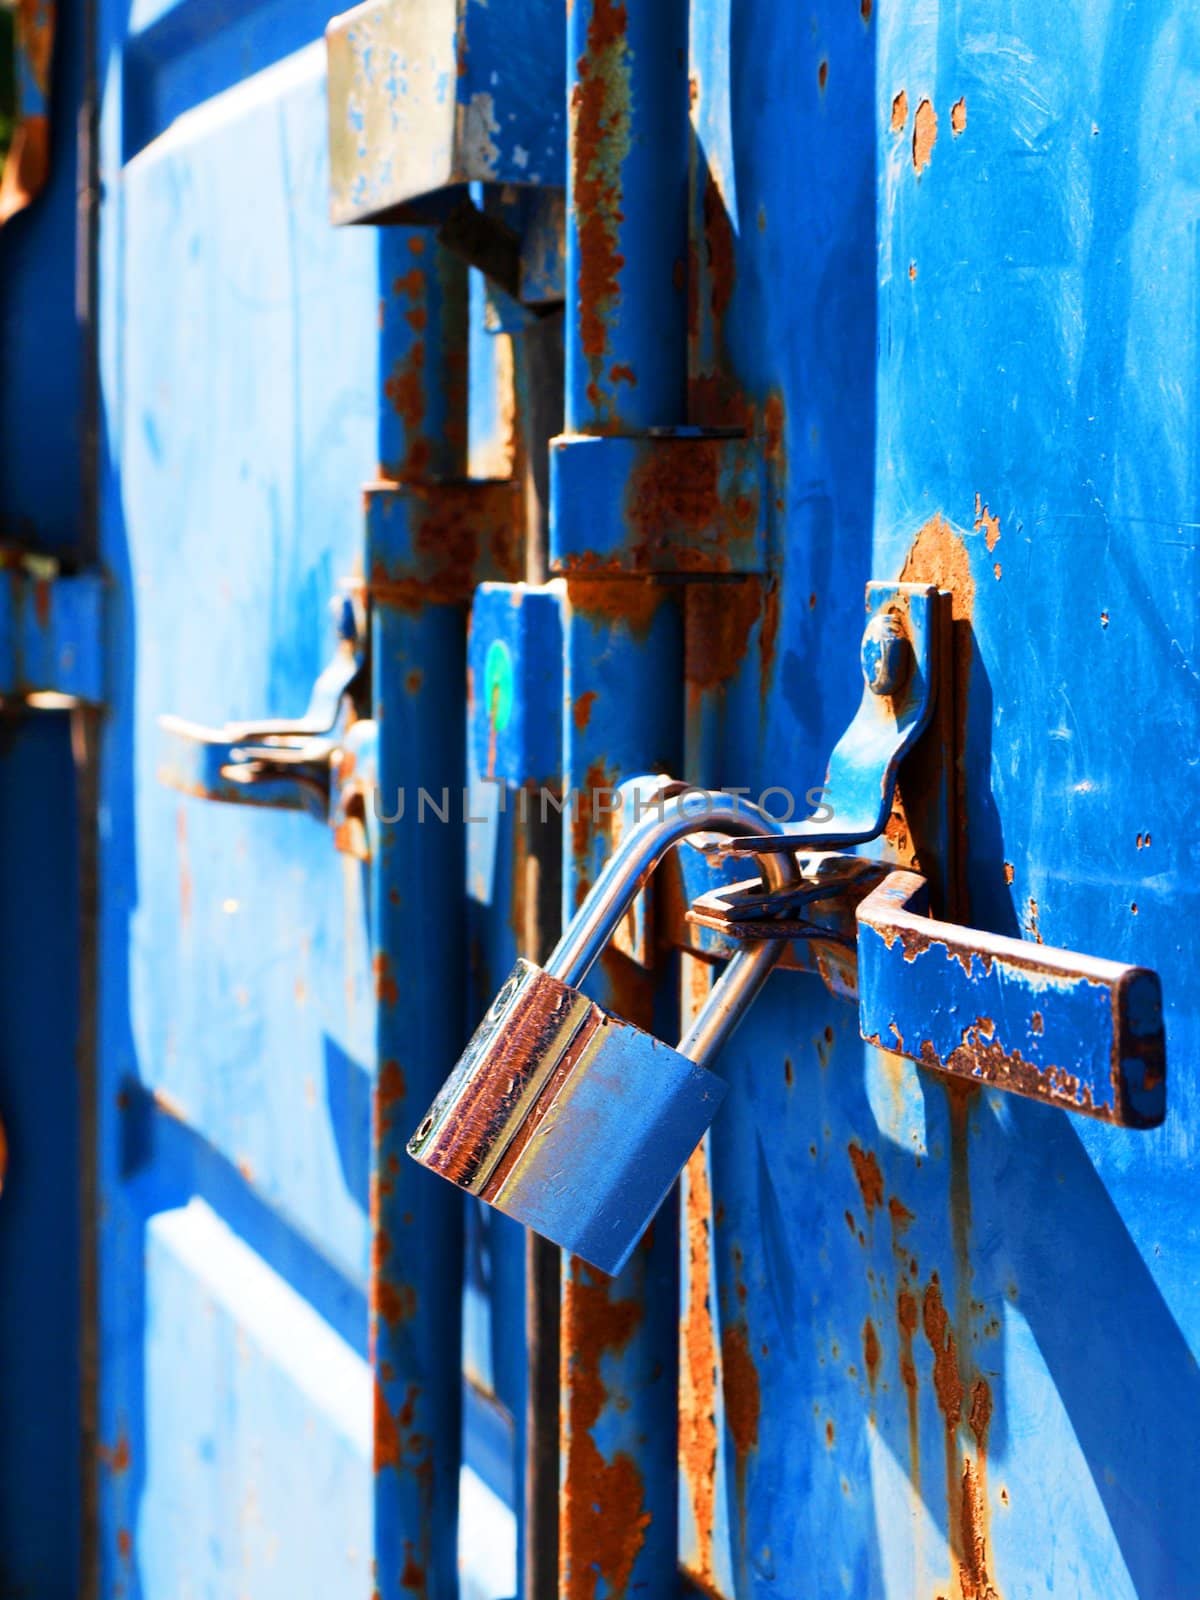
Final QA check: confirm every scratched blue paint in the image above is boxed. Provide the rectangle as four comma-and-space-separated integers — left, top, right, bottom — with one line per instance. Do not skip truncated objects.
4, 0, 1188, 1593
97, 16, 384, 1593
677, 2, 1200, 1596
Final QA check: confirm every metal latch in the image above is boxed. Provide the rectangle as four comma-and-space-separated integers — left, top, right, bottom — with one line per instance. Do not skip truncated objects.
157, 590, 368, 845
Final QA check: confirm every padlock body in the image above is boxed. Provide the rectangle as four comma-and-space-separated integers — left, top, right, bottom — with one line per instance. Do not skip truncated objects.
408, 958, 727, 1275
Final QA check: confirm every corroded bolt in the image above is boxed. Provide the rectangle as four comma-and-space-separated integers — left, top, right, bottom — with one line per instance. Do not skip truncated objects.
861, 611, 911, 696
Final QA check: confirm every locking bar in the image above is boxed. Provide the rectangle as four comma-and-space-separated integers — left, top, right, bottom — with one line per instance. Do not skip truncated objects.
0, 552, 104, 705
857, 869, 1166, 1128
685, 852, 1167, 1128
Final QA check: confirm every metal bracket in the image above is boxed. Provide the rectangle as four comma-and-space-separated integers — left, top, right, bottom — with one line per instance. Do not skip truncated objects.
727, 580, 939, 852
157, 592, 366, 821
549, 430, 767, 576
0, 551, 104, 706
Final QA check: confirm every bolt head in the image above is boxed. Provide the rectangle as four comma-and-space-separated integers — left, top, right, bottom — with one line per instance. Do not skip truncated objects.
861, 611, 912, 696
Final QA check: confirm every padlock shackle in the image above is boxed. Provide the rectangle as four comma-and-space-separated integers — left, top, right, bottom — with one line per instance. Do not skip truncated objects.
544, 790, 795, 991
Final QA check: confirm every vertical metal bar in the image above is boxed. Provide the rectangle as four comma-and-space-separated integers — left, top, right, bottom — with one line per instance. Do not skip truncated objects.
559, 2, 691, 1595
565, 0, 689, 434
371, 231, 469, 1600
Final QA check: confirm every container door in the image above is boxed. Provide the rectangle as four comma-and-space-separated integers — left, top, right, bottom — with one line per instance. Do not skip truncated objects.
96, 5, 383, 1590
680, 4, 1200, 1597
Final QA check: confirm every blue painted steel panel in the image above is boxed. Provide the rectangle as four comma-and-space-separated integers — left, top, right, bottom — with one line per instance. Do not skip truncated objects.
97, 27, 384, 1595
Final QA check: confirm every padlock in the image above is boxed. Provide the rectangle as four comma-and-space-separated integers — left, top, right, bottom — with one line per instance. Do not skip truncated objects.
408, 791, 799, 1275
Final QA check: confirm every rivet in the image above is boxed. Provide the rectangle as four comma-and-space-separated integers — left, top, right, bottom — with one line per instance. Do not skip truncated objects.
860, 612, 912, 696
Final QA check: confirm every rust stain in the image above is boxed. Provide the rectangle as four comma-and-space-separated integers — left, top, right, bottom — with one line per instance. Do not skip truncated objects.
862, 1317, 881, 1390
703, 170, 736, 328
609, 362, 636, 387
573, 690, 598, 730
680, 1145, 719, 1590
569, 575, 672, 636
16, 0, 53, 93
561, 1257, 652, 1600
758, 574, 781, 693
861, 0, 872, 19
973, 495, 1001, 552
376, 1060, 407, 1136
923, 1274, 964, 1429
898, 514, 975, 621
611, 437, 759, 573
721, 1318, 761, 1531
909, 261, 918, 281
897, 1286, 920, 1491
571, 0, 632, 420
1003, 862, 1014, 886
912, 98, 938, 173
891, 89, 909, 134
685, 579, 763, 693
848, 1142, 885, 1217
100, 1434, 131, 1474
951, 97, 967, 136
888, 1194, 914, 1231
116, 1528, 132, 1561
374, 953, 399, 1008
818, 59, 828, 92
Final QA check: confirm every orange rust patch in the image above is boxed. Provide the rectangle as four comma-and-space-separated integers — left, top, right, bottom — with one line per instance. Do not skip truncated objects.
117, 1528, 132, 1561
923, 1274, 963, 1431
561, 1258, 651, 1600
897, 1287, 920, 1487
400, 1544, 424, 1590
973, 495, 1001, 552
622, 438, 758, 572
818, 59, 828, 92
848, 1142, 884, 1217
569, 576, 672, 636
863, 1317, 881, 1390
898, 513, 975, 620
763, 391, 785, 462
722, 1319, 761, 1466
609, 363, 636, 386
861, 0, 872, 19
912, 98, 938, 173
951, 97, 967, 135
891, 89, 909, 134
571, 0, 632, 415
888, 1194, 914, 1231
681, 1146, 719, 1589
909, 261, 917, 280
573, 690, 598, 731
377, 1279, 418, 1326
374, 953, 399, 1008
1003, 862, 1014, 885
101, 1434, 131, 1474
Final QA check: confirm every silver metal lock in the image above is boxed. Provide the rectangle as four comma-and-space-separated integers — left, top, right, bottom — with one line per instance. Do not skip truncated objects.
408, 792, 799, 1275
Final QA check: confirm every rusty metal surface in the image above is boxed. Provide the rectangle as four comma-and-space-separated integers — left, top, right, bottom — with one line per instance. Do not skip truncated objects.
325, 0, 564, 225
857, 869, 1166, 1128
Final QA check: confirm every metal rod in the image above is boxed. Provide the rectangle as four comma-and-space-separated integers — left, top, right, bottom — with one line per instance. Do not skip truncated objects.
545, 793, 789, 987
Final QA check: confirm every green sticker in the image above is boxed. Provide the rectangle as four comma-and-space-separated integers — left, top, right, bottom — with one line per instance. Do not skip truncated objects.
484, 639, 514, 732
